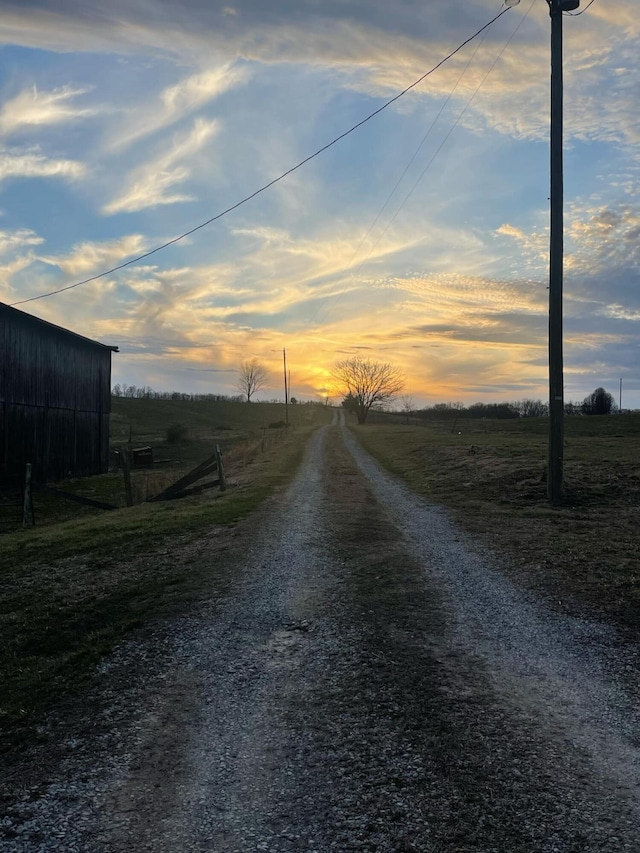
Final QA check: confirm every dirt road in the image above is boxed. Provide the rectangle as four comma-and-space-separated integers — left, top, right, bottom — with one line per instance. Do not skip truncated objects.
3, 416, 640, 851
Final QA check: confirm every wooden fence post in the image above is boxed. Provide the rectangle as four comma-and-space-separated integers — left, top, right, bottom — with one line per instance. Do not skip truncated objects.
215, 443, 226, 491
22, 463, 33, 529
122, 447, 133, 507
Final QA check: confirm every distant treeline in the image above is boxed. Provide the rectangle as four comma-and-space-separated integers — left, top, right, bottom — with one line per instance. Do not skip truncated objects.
413, 401, 542, 420
112, 384, 243, 402
113, 384, 621, 416
410, 388, 619, 419
110, 384, 320, 405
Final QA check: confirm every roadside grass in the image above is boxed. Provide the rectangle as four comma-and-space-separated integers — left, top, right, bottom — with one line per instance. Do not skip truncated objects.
351, 413, 640, 634
0, 399, 327, 531
0, 415, 328, 739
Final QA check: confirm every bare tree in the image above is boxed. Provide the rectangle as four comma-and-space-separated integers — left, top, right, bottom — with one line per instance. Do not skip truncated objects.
399, 394, 415, 425
238, 358, 269, 402
517, 399, 548, 418
332, 357, 405, 424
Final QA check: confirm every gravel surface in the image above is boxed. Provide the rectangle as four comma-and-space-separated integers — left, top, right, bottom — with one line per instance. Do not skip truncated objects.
2, 415, 640, 852
341, 422, 640, 789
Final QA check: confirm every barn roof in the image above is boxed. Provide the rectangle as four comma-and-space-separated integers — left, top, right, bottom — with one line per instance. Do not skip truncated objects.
0, 302, 119, 352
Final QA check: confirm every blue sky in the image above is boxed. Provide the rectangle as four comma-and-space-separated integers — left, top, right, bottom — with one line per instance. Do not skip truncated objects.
0, 0, 638, 405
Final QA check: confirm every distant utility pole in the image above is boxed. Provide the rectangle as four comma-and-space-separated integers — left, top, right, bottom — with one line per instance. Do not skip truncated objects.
547, 0, 579, 504
619, 377, 622, 412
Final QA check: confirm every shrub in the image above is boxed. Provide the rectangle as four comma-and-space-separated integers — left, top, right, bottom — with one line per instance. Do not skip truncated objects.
166, 422, 188, 443
582, 387, 615, 416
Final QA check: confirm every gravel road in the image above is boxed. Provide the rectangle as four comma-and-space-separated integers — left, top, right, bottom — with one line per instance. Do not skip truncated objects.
2, 415, 640, 852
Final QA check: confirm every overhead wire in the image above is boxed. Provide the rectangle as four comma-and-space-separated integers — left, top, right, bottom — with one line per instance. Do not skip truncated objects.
306, 4, 500, 343
309, 0, 538, 365
337, 10, 495, 285
11, 5, 513, 307
564, 0, 598, 16
348, 0, 538, 292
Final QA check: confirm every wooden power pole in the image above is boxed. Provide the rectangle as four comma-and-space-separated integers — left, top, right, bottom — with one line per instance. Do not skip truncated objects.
547, 0, 578, 503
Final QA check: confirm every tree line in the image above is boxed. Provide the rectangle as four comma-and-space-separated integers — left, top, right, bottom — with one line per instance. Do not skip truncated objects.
111, 382, 315, 406
111, 384, 243, 402
113, 360, 620, 422
409, 387, 618, 419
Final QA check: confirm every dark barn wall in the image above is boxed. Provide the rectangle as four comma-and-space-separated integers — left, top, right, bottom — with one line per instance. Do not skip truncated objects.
0, 305, 115, 485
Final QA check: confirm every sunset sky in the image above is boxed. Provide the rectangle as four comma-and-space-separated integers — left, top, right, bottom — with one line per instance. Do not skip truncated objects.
0, 0, 638, 406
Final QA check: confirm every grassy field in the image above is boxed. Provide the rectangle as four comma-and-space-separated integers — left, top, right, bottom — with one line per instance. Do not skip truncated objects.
0, 400, 330, 741
351, 412, 640, 636
110, 396, 323, 453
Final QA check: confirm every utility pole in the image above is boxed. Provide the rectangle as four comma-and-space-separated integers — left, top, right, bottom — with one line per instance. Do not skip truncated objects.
283, 347, 289, 427
619, 377, 622, 412
547, 0, 578, 504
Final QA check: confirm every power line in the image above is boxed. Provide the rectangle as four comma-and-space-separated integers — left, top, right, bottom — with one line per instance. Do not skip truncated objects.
348, 0, 537, 285
308, 0, 535, 352
308, 7, 499, 335
340, 11, 494, 283
564, 0, 598, 15
11, 5, 513, 307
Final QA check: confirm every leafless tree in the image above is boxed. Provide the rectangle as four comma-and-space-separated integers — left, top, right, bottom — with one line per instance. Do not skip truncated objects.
332, 357, 405, 424
399, 394, 415, 425
238, 358, 269, 402
517, 399, 548, 418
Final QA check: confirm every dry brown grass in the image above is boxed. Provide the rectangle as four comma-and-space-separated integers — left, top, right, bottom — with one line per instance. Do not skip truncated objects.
352, 415, 640, 637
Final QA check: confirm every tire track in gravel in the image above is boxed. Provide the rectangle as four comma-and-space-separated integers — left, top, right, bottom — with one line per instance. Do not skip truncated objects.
2, 419, 640, 851
340, 417, 640, 809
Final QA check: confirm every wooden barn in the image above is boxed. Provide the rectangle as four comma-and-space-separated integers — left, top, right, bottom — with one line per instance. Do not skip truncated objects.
0, 303, 118, 485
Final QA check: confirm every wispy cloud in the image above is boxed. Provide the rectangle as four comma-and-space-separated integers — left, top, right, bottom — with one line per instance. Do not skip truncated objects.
109, 65, 249, 150
496, 224, 525, 240
0, 227, 44, 255
103, 117, 218, 214
2, 1, 636, 151
38, 233, 148, 278
495, 218, 548, 274
0, 85, 97, 137
0, 227, 45, 300
0, 148, 86, 184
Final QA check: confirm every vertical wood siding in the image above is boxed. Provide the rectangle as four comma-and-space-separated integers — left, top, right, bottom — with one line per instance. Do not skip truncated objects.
0, 305, 115, 485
